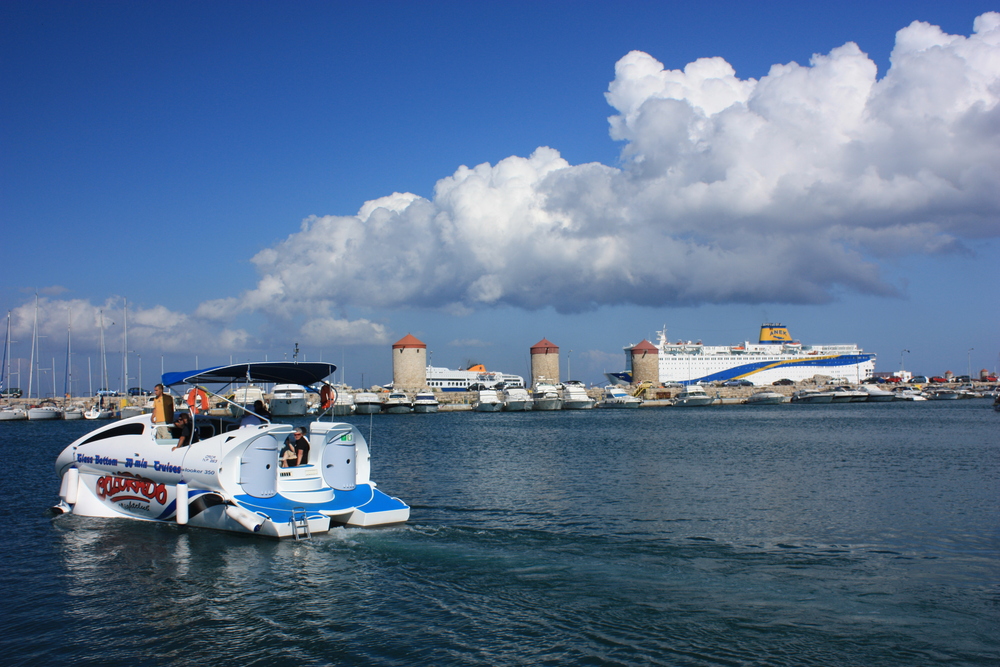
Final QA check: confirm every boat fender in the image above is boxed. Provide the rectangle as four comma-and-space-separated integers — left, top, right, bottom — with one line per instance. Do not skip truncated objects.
187, 387, 209, 415
225, 504, 264, 533
319, 384, 334, 411
60, 467, 79, 505
176, 481, 189, 525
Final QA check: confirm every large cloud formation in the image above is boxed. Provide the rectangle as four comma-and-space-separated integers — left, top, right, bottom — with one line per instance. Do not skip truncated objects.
232, 13, 998, 336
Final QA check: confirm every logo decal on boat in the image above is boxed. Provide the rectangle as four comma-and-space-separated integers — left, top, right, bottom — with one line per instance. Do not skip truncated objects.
96, 473, 168, 506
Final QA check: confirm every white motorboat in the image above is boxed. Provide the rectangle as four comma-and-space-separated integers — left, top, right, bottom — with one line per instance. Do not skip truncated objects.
52, 361, 409, 538
672, 384, 715, 407
412, 391, 439, 413
502, 387, 532, 411
597, 385, 641, 408
330, 388, 355, 416
560, 381, 595, 410
861, 385, 895, 402
531, 381, 562, 411
745, 390, 786, 405
84, 406, 115, 419
269, 384, 309, 417
791, 390, 834, 404
927, 388, 961, 400
382, 391, 412, 414
353, 392, 383, 415
28, 403, 62, 420
62, 406, 85, 420
473, 389, 503, 412
230, 385, 266, 417
0, 406, 27, 421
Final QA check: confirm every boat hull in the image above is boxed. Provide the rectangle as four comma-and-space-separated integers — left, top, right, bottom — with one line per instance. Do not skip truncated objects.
532, 398, 562, 411
412, 404, 438, 413
502, 400, 532, 411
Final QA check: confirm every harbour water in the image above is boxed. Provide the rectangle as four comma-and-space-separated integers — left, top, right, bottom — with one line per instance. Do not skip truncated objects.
2, 400, 997, 665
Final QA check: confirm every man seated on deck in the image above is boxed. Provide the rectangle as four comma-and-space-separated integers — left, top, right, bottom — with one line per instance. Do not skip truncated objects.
170, 412, 192, 451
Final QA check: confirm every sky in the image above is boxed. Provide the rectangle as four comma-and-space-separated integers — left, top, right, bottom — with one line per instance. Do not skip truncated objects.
2, 1, 998, 394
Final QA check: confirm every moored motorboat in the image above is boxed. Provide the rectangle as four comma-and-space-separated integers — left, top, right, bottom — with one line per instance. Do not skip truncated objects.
597, 385, 642, 408
353, 392, 383, 415
531, 381, 562, 411
382, 391, 412, 414
52, 361, 409, 538
269, 384, 309, 417
502, 387, 532, 411
62, 406, 85, 420
672, 384, 715, 407
412, 391, 439, 413
560, 381, 595, 410
330, 388, 355, 416
473, 389, 503, 412
791, 390, 834, 404
861, 385, 895, 402
745, 390, 786, 405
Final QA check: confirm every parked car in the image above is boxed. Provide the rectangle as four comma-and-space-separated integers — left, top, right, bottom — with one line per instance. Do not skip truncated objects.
96, 388, 120, 396
772, 378, 795, 386
127, 387, 149, 397
910, 376, 928, 383
929, 377, 947, 383
983, 374, 998, 382
883, 376, 902, 383
723, 379, 754, 387
953, 375, 971, 383
0, 387, 22, 398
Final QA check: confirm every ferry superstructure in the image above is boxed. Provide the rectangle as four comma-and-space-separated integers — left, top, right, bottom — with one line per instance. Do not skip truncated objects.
613, 324, 875, 386
425, 364, 524, 392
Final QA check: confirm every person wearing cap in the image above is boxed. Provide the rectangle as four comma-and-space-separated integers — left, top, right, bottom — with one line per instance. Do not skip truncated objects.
170, 412, 192, 451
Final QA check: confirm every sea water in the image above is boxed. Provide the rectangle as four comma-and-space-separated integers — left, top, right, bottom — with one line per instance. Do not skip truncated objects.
1, 400, 997, 666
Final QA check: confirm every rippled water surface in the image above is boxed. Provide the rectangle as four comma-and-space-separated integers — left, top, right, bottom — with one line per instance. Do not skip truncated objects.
2, 400, 997, 665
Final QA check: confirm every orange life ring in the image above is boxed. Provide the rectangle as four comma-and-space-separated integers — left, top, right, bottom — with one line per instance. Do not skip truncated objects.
187, 387, 209, 414
319, 384, 335, 410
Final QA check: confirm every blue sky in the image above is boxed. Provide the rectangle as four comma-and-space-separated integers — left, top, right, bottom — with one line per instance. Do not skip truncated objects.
2, 1, 998, 393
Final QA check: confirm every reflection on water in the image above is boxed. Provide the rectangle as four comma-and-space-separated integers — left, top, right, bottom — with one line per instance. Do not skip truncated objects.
1, 402, 998, 665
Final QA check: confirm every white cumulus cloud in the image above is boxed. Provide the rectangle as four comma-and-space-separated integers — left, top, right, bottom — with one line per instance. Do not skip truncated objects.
220, 13, 1000, 322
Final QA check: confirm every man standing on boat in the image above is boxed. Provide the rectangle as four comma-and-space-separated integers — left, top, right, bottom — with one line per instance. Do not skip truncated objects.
152, 383, 174, 438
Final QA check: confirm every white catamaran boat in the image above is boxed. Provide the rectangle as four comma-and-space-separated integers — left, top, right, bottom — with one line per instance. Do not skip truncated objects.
425, 364, 524, 392
53, 362, 410, 538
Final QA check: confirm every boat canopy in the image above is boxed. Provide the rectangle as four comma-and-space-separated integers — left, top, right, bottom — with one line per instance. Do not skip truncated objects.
162, 362, 337, 388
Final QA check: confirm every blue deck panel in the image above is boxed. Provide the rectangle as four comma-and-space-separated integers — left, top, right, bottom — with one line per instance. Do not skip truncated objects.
233, 484, 407, 523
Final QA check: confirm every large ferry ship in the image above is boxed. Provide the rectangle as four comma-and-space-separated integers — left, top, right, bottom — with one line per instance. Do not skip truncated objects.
425, 364, 525, 392
610, 324, 875, 386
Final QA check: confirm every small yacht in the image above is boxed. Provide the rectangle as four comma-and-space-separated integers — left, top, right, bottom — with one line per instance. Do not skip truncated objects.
672, 384, 715, 407
502, 387, 532, 411
791, 390, 834, 404
860, 385, 895, 402
330, 389, 355, 416
531, 381, 563, 411
381, 391, 413, 414
744, 390, 786, 405
412, 391, 440, 413
597, 385, 641, 408
560, 381, 595, 410
62, 406, 85, 420
353, 392, 383, 415
824, 386, 868, 402
269, 384, 309, 417
473, 389, 503, 412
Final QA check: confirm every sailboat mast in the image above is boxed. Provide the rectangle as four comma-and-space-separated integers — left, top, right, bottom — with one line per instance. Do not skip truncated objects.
1, 311, 9, 394
28, 295, 38, 400
121, 299, 128, 395
99, 310, 108, 394
64, 310, 73, 399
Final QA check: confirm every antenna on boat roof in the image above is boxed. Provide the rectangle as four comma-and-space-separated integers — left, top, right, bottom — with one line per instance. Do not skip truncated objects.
293, 342, 299, 361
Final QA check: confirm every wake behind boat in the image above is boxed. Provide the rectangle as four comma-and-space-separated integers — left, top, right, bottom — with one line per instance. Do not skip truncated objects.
52, 361, 409, 538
